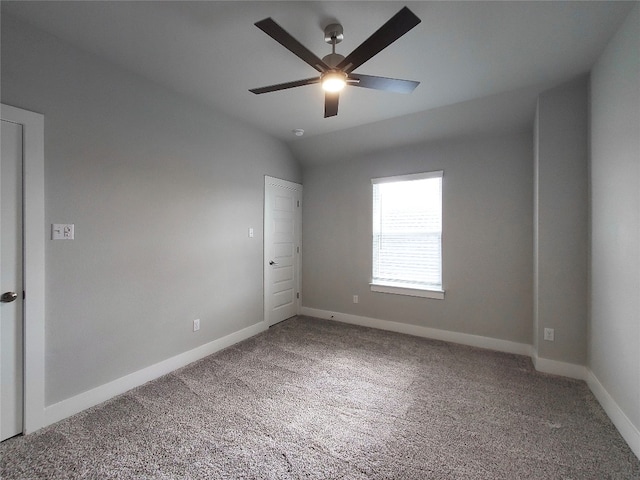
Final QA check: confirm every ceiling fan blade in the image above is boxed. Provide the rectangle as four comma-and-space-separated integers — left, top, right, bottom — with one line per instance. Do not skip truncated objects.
337, 7, 421, 74
255, 18, 329, 73
324, 92, 339, 118
348, 73, 419, 94
249, 77, 320, 95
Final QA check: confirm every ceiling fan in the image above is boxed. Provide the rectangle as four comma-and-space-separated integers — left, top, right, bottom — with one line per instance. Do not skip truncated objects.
249, 6, 421, 118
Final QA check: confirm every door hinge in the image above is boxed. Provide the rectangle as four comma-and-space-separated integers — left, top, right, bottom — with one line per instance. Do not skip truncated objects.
296, 292, 300, 299
23, 291, 25, 300
297, 200, 300, 208
296, 246, 299, 253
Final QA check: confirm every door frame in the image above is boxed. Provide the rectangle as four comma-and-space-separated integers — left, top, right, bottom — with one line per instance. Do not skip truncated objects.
263, 176, 302, 326
1, 104, 45, 434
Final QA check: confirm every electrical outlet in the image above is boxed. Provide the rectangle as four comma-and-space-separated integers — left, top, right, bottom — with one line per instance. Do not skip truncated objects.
52, 224, 74, 240
193, 319, 200, 332
543, 328, 554, 341
353, 295, 359, 304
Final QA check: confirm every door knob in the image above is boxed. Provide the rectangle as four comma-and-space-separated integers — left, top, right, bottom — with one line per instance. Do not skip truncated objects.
269, 260, 278, 265
1, 292, 18, 303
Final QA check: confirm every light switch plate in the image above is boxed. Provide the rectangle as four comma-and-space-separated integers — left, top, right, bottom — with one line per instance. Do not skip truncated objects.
52, 224, 74, 240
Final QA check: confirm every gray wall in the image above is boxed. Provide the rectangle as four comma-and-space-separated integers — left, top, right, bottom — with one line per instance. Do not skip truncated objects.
302, 132, 533, 344
534, 77, 589, 365
589, 5, 640, 431
1, 15, 301, 405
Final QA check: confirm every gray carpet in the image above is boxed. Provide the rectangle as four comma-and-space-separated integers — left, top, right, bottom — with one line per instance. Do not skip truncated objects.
2, 316, 639, 479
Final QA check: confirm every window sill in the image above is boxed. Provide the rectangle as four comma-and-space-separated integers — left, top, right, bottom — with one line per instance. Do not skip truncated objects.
370, 282, 445, 300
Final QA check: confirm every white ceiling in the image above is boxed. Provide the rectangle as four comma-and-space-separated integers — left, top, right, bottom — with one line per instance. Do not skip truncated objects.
2, 1, 635, 165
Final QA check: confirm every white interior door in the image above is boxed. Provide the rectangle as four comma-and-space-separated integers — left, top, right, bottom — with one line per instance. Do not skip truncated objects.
1, 119, 24, 441
264, 177, 302, 327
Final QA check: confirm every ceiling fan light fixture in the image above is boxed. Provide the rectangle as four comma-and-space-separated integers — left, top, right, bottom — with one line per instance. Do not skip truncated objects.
321, 71, 347, 92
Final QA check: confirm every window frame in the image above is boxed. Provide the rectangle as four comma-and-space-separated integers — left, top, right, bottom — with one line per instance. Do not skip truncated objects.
370, 170, 445, 300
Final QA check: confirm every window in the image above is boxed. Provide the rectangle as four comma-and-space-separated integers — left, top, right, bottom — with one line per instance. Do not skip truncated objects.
371, 171, 444, 299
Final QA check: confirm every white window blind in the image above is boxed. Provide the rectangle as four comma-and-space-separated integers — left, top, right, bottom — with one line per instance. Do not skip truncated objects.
372, 171, 443, 294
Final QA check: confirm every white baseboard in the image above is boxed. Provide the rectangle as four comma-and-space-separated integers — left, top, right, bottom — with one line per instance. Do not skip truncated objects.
300, 307, 532, 356
531, 351, 588, 380
586, 369, 640, 460
44, 322, 266, 427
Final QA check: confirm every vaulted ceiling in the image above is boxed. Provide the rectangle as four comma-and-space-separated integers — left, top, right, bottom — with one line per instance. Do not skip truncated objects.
2, 1, 635, 164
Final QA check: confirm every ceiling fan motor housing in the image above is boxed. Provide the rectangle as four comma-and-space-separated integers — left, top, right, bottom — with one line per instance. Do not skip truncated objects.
322, 53, 345, 68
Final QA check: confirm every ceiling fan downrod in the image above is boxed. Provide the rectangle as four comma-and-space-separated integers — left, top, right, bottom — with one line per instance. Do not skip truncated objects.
322, 23, 345, 68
